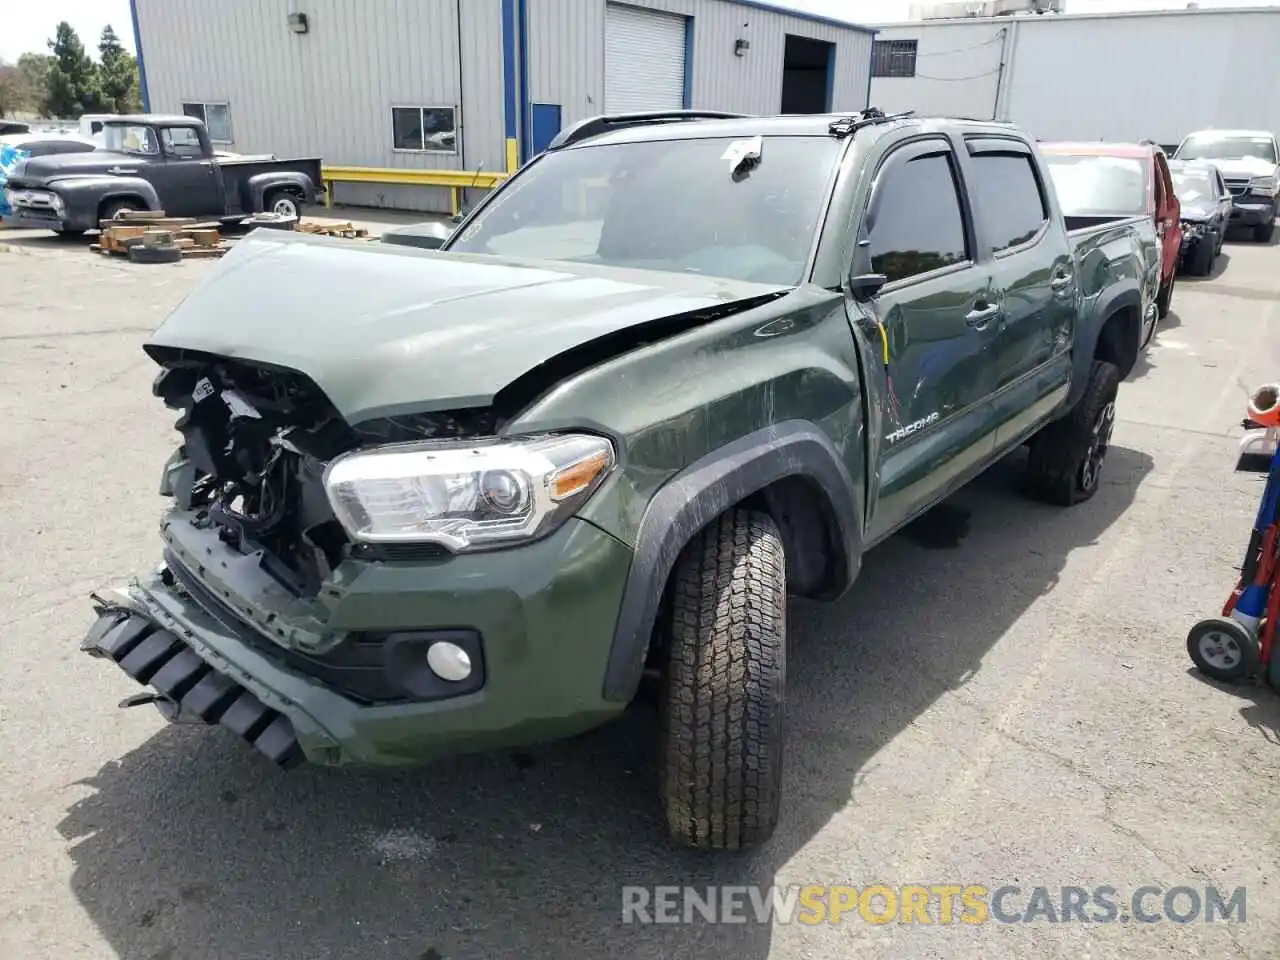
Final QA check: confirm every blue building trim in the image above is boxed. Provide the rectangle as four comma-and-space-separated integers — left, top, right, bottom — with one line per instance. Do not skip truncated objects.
517, 0, 531, 162
129, 0, 151, 111
682, 16, 695, 109
727, 0, 876, 36
824, 40, 835, 111
501, 0, 518, 140
864, 42, 874, 108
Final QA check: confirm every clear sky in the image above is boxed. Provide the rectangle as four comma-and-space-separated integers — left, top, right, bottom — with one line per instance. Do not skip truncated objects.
3, 0, 1279, 63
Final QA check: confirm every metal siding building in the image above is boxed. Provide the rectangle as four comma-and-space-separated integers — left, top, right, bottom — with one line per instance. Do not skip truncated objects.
132, 0, 874, 213
867, 7, 1280, 147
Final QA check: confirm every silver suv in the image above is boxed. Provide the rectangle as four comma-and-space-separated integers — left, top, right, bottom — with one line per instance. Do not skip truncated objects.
1173, 128, 1279, 243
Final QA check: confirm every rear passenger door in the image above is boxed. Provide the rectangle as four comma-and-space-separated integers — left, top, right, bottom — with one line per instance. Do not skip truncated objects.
960, 137, 1075, 450
849, 136, 1001, 543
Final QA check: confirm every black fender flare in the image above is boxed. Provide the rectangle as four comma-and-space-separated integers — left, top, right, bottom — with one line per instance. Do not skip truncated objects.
246, 172, 315, 211
601, 421, 864, 702
1069, 281, 1142, 407
51, 176, 159, 229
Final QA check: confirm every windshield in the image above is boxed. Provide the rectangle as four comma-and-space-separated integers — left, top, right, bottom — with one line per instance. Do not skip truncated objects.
102, 123, 159, 156
1177, 134, 1277, 163
447, 136, 842, 286
1171, 169, 1215, 206
1044, 154, 1149, 217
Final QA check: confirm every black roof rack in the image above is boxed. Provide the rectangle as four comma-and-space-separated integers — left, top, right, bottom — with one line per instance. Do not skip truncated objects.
828, 107, 915, 138
547, 111, 754, 150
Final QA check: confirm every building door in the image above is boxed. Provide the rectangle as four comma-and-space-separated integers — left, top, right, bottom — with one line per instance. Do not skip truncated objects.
604, 3, 687, 113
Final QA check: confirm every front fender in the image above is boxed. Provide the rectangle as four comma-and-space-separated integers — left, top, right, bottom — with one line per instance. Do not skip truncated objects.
245, 172, 315, 211
50, 175, 159, 229
601, 421, 864, 703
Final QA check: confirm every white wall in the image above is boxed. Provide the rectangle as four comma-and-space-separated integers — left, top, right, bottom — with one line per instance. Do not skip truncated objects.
869, 20, 1009, 120
1004, 9, 1280, 144
868, 9, 1280, 146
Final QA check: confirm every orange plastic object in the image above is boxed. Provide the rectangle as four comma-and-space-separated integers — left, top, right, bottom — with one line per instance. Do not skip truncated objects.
1248, 384, 1280, 428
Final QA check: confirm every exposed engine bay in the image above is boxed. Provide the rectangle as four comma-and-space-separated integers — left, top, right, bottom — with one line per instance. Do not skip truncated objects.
150, 352, 498, 597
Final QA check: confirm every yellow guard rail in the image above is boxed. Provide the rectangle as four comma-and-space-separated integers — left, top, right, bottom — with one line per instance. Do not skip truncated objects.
320, 166, 509, 217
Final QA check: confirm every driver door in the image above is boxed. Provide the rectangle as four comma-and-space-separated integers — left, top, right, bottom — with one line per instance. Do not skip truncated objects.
847, 136, 1001, 543
147, 125, 222, 218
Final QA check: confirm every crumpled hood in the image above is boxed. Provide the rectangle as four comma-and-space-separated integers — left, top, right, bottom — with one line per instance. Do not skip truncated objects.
146, 230, 788, 424
1180, 203, 1215, 221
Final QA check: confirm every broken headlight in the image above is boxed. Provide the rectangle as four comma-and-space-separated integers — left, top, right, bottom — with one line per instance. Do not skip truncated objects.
323, 433, 615, 552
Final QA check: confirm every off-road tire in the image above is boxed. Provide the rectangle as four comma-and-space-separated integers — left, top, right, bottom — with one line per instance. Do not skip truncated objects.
1254, 219, 1275, 244
1155, 271, 1175, 319
1188, 237, 1215, 277
1023, 359, 1121, 507
658, 508, 787, 852
99, 198, 143, 224
128, 243, 182, 265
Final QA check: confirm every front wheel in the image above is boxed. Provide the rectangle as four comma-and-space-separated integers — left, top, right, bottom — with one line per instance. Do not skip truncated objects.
1023, 359, 1121, 506
1254, 219, 1275, 244
1186, 617, 1258, 682
659, 508, 787, 852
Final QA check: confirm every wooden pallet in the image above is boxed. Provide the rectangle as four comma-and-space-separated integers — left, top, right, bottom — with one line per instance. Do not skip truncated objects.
297, 220, 370, 239
94, 212, 229, 260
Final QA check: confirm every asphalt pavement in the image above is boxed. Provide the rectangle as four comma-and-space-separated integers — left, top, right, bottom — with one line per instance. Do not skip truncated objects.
1, 225, 1279, 960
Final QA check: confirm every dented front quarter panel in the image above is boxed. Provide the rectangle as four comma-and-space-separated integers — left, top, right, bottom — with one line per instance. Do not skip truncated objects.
509, 285, 869, 550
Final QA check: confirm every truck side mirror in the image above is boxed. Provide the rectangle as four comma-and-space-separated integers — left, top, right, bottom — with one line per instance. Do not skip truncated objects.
848, 273, 888, 303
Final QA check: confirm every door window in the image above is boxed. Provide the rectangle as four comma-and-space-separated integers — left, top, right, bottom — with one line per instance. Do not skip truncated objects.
965, 152, 1047, 253
161, 126, 204, 158
867, 150, 970, 284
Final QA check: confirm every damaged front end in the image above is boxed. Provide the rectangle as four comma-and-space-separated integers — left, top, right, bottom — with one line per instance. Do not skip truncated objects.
80, 343, 633, 768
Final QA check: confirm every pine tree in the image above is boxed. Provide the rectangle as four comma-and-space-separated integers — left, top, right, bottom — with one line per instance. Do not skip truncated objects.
98, 25, 141, 113
43, 22, 104, 118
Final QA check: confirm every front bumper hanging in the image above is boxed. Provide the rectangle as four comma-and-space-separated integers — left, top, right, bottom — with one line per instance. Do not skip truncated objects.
81, 597, 304, 769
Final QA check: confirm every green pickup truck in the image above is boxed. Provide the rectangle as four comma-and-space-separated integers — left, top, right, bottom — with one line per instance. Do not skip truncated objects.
81, 109, 1153, 852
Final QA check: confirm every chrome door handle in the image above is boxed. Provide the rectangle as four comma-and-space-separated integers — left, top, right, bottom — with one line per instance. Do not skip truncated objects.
965, 303, 1000, 329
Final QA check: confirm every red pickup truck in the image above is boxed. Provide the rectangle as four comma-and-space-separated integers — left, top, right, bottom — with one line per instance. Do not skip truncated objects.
1041, 141, 1181, 321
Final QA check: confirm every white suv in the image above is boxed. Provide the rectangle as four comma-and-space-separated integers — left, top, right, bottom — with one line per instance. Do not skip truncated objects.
1173, 128, 1279, 243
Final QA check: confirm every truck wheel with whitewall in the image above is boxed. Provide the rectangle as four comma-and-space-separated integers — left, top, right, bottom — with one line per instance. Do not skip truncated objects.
98, 197, 143, 225
658, 507, 787, 852
263, 188, 305, 220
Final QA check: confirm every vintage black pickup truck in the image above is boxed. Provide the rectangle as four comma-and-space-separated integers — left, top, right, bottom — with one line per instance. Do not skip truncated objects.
2, 114, 322, 235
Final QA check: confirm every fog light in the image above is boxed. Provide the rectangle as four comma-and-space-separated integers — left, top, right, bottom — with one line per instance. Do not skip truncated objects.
426, 641, 472, 682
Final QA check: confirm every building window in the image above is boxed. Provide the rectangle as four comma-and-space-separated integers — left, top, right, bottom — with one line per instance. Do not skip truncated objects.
392, 106, 458, 154
871, 40, 917, 79
181, 102, 233, 143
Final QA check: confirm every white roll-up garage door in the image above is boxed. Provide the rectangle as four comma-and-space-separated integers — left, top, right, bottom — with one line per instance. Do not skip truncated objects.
604, 3, 687, 113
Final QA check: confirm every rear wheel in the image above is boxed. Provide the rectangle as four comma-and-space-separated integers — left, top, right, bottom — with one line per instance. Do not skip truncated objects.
1023, 359, 1121, 506
263, 189, 303, 220
659, 508, 787, 852
1156, 271, 1175, 319
1187, 617, 1257, 682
